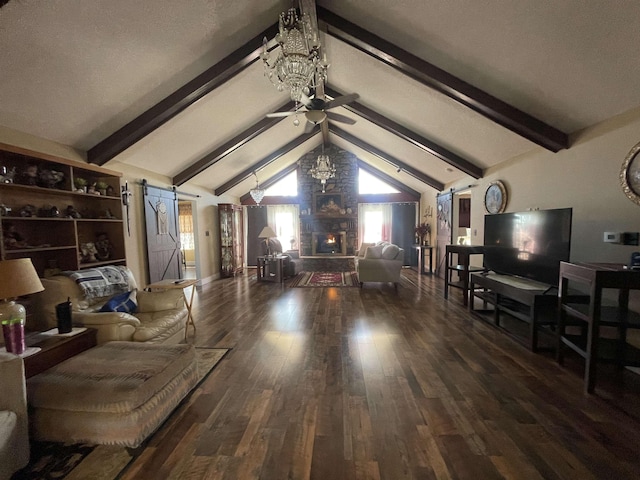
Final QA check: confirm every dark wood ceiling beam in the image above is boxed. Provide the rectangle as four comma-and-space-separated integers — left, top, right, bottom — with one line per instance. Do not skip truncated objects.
240, 163, 299, 203
173, 101, 296, 186
325, 86, 482, 179
318, 7, 569, 152
214, 129, 319, 196
330, 124, 444, 191
357, 160, 421, 199
87, 23, 279, 166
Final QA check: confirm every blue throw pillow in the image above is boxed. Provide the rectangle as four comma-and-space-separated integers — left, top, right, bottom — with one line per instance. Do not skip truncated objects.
100, 290, 138, 313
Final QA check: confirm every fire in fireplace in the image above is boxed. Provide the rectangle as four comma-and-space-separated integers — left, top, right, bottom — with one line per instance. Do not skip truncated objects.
312, 231, 347, 256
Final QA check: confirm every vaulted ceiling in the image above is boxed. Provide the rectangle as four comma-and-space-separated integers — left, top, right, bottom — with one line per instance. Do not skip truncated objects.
2, 0, 640, 199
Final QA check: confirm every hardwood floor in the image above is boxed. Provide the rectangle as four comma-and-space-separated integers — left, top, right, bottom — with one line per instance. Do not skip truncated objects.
121, 268, 640, 479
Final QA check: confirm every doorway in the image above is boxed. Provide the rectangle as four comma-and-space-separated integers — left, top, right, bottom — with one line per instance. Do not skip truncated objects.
178, 200, 199, 280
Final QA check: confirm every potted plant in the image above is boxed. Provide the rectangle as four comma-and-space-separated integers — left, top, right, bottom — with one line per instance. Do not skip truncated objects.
73, 177, 87, 193
95, 181, 109, 196
414, 222, 431, 245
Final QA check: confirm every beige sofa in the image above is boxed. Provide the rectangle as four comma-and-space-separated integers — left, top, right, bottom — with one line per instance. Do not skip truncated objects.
32, 266, 187, 345
0, 353, 29, 479
355, 242, 405, 289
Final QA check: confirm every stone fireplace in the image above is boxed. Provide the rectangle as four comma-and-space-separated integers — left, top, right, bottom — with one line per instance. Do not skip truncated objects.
312, 231, 347, 255
298, 145, 359, 256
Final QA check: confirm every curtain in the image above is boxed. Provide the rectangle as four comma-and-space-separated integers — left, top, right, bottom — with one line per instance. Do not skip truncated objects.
178, 202, 194, 250
267, 204, 300, 252
358, 203, 393, 247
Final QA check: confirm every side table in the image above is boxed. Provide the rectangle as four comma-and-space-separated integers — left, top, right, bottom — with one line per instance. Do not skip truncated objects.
414, 245, 434, 275
23, 327, 97, 378
147, 279, 198, 340
257, 255, 286, 283
444, 244, 486, 306
557, 262, 640, 394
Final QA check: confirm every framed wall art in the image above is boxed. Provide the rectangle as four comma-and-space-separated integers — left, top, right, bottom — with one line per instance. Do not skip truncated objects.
313, 192, 343, 215
621, 141, 640, 206
484, 180, 508, 214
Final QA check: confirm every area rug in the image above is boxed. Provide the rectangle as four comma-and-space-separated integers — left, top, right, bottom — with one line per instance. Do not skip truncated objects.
13, 347, 229, 480
289, 271, 359, 287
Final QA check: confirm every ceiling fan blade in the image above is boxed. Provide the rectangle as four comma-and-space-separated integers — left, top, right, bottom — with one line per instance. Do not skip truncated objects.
299, 92, 313, 108
326, 111, 356, 125
324, 93, 359, 110
266, 111, 296, 118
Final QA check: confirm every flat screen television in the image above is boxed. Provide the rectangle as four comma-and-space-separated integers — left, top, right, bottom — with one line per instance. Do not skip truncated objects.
483, 208, 572, 286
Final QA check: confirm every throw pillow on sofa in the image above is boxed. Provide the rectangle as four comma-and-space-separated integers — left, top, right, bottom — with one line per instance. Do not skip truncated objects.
137, 289, 184, 312
364, 245, 384, 259
381, 244, 400, 260
100, 290, 138, 313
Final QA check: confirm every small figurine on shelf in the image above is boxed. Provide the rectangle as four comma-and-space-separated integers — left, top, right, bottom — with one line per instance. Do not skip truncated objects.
3, 222, 28, 249
95, 232, 113, 261
80, 242, 98, 263
38, 169, 65, 189
0, 166, 16, 183
19, 204, 36, 217
18, 163, 38, 185
65, 205, 81, 218
38, 204, 60, 217
87, 183, 99, 195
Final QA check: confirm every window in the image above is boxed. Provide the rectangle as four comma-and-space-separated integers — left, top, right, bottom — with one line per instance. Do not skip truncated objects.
267, 205, 300, 251
358, 203, 392, 244
265, 170, 297, 196
358, 168, 399, 194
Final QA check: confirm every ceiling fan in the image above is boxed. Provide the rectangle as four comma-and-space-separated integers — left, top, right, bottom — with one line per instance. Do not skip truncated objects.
267, 92, 359, 131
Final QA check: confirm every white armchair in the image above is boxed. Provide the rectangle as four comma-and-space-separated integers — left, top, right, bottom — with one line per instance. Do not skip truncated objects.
355, 242, 405, 290
0, 353, 29, 479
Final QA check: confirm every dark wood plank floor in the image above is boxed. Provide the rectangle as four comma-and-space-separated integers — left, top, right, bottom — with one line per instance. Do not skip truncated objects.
121, 268, 640, 479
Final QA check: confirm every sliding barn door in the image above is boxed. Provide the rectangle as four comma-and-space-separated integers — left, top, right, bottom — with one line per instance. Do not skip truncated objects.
435, 192, 453, 277
143, 182, 182, 283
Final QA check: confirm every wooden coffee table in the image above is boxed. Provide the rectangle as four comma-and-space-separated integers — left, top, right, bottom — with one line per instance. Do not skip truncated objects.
22, 328, 97, 378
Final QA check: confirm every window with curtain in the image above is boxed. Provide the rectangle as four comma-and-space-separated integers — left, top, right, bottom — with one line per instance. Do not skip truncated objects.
267, 204, 300, 251
358, 203, 392, 246
178, 202, 194, 250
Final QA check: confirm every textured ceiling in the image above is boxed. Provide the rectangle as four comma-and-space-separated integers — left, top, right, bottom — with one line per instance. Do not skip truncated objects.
1, 0, 640, 197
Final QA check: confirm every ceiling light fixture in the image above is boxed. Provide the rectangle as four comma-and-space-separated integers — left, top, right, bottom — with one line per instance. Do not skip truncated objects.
261, 1, 328, 104
309, 148, 336, 193
250, 172, 265, 205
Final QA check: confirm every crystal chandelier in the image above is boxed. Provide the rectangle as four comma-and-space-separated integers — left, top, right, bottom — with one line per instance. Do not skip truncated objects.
261, 2, 328, 103
250, 172, 265, 205
309, 152, 336, 192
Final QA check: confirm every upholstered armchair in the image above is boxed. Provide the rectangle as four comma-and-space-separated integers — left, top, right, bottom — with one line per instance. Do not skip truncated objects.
355, 241, 405, 290
0, 353, 29, 479
32, 267, 187, 345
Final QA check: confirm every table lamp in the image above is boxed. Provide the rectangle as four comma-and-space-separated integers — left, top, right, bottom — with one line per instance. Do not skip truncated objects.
258, 226, 278, 257
0, 258, 44, 354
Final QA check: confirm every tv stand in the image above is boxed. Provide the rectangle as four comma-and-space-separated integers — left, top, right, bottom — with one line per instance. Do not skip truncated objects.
469, 272, 558, 351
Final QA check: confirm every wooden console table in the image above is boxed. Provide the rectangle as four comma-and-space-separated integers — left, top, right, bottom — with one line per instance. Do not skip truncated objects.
444, 244, 485, 306
23, 327, 97, 378
557, 262, 640, 394
469, 273, 557, 351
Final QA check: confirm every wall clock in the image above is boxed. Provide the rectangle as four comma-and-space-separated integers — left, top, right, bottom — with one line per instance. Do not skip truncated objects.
621, 141, 640, 206
484, 180, 507, 214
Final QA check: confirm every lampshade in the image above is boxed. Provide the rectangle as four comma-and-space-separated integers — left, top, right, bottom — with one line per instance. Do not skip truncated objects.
0, 258, 44, 300
258, 226, 277, 239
